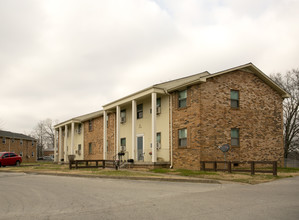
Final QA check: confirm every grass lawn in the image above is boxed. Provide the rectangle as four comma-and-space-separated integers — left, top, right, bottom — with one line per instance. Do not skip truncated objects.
1, 162, 299, 184
149, 167, 299, 184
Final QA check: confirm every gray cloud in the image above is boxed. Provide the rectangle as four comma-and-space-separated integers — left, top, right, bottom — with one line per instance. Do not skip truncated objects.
1, 0, 299, 133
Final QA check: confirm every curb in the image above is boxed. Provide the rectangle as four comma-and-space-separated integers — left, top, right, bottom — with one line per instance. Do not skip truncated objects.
0, 170, 220, 184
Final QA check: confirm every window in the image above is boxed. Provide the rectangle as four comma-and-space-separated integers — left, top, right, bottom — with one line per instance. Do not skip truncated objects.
2, 137, 5, 144
150, 98, 162, 114
120, 109, 126, 123
156, 132, 161, 149
20, 139, 23, 145
32, 152, 34, 157
78, 144, 82, 155
230, 90, 239, 108
89, 143, 92, 154
20, 152, 23, 157
11, 138, 15, 143
106, 115, 109, 128
89, 120, 93, 132
120, 138, 126, 152
231, 128, 240, 147
178, 128, 187, 147
156, 97, 161, 107
78, 124, 82, 134
156, 98, 161, 114
32, 140, 35, 146
137, 104, 143, 119
178, 90, 187, 108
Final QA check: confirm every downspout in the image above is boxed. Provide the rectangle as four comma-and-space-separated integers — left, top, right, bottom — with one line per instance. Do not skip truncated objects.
164, 89, 173, 169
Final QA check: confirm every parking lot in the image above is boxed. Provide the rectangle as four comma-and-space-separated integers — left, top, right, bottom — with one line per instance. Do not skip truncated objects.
0, 172, 298, 220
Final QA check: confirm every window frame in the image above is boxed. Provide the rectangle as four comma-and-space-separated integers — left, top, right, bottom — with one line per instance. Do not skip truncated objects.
120, 138, 126, 152
120, 109, 126, 123
78, 124, 82, 134
156, 132, 161, 149
231, 128, 240, 147
78, 144, 82, 155
178, 128, 187, 147
137, 104, 143, 119
230, 90, 239, 108
157, 97, 161, 107
88, 120, 93, 132
88, 142, 92, 154
2, 137, 6, 144
178, 90, 187, 108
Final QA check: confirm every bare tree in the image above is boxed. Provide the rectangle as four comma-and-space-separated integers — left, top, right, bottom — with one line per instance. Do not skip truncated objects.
271, 69, 299, 158
31, 119, 57, 158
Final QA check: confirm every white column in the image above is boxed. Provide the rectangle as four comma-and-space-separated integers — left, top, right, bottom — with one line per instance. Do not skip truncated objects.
132, 100, 136, 160
71, 122, 75, 155
54, 129, 58, 162
64, 125, 68, 162
59, 127, 62, 163
103, 110, 107, 160
116, 106, 120, 159
151, 93, 157, 162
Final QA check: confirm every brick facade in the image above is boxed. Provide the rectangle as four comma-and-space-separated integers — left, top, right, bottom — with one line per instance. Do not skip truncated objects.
1, 137, 37, 163
107, 113, 116, 160
84, 117, 104, 160
83, 113, 116, 160
172, 70, 284, 169
55, 64, 286, 170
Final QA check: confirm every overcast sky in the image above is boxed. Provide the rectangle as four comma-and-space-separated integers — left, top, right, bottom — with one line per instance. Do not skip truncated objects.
1, 0, 299, 134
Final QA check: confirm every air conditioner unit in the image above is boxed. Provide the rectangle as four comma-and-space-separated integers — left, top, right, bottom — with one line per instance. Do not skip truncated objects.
156, 143, 161, 150
156, 106, 161, 114
121, 117, 126, 123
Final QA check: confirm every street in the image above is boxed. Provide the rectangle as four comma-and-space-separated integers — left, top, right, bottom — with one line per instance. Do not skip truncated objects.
0, 172, 298, 220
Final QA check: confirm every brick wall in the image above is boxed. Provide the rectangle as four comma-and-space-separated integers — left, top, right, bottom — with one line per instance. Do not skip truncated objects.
84, 116, 104, 160
83, 113, 116, 160
0, 138, 37, 163
107, 113, 116, 160
171, 70, 284, 169
171, 85, 202, 169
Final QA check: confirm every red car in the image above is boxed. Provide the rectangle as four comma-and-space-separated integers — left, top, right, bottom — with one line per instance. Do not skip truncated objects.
0, 152, 22, 167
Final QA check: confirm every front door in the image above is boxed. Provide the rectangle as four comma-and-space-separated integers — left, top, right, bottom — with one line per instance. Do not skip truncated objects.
137, 136, 144, 161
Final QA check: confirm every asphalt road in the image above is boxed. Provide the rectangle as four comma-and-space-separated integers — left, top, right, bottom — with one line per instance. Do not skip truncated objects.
0, 172, 298, 220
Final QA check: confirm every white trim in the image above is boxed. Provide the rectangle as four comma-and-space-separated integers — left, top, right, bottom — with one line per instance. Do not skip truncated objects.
64, 125, 68, 162
71, 122, 74, 155
151, 93, 157, 162
59, 127, 62, 163
170, 93, 173, 168
54, 130, 57, 162
132, 100, 136, 160
116, 106, 120, 159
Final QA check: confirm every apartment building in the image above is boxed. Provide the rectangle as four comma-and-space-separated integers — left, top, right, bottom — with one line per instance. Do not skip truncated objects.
54, 63, 289, 168
0, 130, 37, 163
